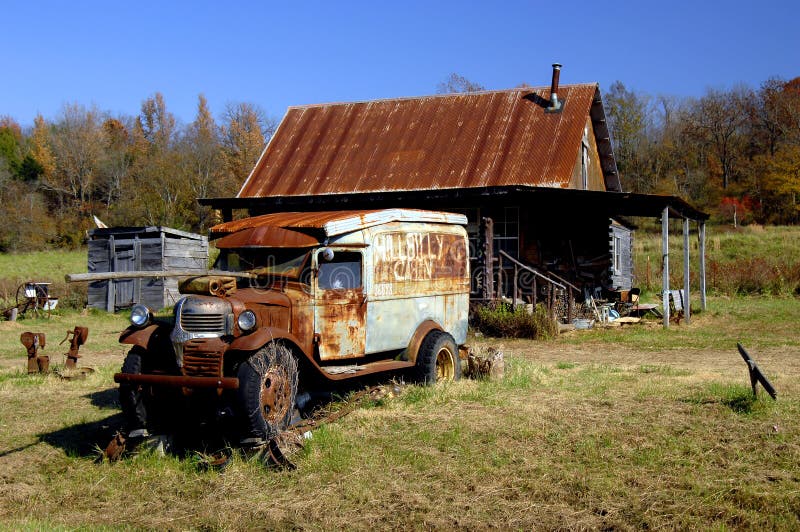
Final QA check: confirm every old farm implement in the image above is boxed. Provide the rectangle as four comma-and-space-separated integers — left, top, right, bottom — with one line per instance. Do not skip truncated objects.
4, 282, 58, 320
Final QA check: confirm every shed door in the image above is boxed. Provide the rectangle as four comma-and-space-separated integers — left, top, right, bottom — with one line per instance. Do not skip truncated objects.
314, 251, 366, 360
113, 247, 136, 309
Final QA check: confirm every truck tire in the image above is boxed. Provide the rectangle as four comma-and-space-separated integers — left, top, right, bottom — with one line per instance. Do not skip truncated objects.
119, 347, 178, 435
119, 348, 148, 434
412, 331, 460, 385
237, 343, 298, 443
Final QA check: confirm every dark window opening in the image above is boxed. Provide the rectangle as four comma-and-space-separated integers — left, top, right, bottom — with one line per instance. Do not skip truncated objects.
318, 251, 362, 290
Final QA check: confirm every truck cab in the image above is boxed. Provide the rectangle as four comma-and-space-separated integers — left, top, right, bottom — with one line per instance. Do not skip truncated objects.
115, 209, 469, 443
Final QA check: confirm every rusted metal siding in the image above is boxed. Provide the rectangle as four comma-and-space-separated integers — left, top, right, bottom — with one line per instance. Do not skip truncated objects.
237, 85, 600, 198
212, 209, 467, 238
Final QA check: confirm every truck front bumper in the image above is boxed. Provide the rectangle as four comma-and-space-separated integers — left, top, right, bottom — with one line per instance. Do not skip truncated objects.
113, 373, 239, 389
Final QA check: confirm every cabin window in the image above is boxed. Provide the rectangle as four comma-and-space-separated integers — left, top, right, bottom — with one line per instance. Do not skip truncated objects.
493, 206, 519, 258
581, 141, 589, 190
449, 207, 480, 258
612, 235, 622, 273
318, 251, 362, 290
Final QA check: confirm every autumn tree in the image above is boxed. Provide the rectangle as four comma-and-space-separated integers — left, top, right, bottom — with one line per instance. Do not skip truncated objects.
220, 102, 273, 193
605, 81, 652, 192
684, 87, 750, 190
181, 94, 224, 229
125, 92, 191, 227
96, 117, 133, 218
44, 103, 104, 222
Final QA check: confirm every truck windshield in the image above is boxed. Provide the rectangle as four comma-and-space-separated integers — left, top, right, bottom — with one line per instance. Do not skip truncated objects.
214, 248, 310, 280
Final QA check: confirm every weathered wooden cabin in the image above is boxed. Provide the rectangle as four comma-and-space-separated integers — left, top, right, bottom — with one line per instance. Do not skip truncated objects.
202, 65, 708, 325
88, 226, 208, 312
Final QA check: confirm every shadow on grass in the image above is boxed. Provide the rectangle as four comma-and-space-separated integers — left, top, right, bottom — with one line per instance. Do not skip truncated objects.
83, 387, 120, 410
682, 383, 762, 414
38, 413, 124, 458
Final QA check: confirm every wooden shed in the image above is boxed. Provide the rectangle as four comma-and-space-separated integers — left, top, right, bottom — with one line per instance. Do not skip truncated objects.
87, 226, 208, 312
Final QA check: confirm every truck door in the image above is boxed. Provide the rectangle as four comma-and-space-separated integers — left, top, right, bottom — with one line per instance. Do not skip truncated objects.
314, 250, 367, 360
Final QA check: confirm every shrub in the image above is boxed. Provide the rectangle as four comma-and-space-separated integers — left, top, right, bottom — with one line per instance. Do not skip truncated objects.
472, 302, 557, 340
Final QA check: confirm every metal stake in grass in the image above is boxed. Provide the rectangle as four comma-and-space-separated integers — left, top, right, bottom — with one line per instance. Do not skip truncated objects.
737, 343, 777, 400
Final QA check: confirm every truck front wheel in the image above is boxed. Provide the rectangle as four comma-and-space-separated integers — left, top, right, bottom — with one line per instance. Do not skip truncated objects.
118, 347, 178, 436
119, 348, 148, 434
413, 331, 460, 385
237, 343, 298, 443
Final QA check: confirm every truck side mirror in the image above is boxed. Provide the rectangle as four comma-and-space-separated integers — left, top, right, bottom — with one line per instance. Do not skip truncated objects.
320, 247, 334, 261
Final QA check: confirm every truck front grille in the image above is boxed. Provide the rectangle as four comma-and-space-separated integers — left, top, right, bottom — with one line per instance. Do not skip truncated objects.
182, 338, 225, 378
181, 313, 226, 334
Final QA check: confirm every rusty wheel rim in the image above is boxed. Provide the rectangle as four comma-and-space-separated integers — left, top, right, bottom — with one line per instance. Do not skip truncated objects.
435, 346, 455, 381
259, 366, 292, 424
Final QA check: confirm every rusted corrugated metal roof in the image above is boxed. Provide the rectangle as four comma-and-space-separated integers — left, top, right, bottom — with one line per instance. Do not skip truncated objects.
238, 84, 601, 198
212, 209, 468, 238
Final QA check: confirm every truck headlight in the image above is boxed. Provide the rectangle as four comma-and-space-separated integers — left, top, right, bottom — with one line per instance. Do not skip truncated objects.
130, 304, 152, 327
237, 310, 257, 332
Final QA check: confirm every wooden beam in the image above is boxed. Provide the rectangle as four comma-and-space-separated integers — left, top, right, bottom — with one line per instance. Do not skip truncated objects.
683, 217, 691, 325
662, 207, 670, 328
699, 221, 707, 311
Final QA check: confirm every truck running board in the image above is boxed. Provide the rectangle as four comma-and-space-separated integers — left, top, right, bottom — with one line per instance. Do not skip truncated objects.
320, 359, 414, 377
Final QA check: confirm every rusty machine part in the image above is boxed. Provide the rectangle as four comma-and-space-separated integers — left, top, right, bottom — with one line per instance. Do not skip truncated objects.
20, 332, 48, 373
60, 326, 89, 370
178, 276, 238, 297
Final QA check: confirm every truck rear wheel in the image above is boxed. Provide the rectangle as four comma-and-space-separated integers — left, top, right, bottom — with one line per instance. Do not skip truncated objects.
413, 331, 460, 385
237, 343, 298, 443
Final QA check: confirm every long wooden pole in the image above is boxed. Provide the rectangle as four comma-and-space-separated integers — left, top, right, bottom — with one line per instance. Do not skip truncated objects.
683, 217, 691, 325
66, 270, 256, 283
662, 207, 670, 328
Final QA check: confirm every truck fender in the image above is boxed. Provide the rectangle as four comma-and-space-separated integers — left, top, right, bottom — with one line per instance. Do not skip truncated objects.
119, 324, 167, 350
228, 327, 307, 356
406, 320, 443, 365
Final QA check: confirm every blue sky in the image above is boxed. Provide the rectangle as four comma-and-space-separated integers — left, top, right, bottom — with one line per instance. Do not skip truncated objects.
2, 0, 799, 127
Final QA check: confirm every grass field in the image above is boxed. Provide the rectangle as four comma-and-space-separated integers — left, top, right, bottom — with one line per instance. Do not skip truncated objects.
0, 233, 798, 529
633, 223, 800, 296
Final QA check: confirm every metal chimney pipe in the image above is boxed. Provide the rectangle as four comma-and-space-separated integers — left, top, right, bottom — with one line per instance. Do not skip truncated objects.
550, 63, 562, 110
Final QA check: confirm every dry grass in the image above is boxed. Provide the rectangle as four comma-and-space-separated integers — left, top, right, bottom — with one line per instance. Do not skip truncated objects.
0, 298, 799, 529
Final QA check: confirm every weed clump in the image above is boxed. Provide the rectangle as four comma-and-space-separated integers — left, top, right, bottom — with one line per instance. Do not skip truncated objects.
471, 302, 557, 340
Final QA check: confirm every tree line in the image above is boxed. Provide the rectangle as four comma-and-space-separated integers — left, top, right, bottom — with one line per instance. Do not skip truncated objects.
0, 94, 276, 251
1, 75, 799, 251
603, 77, 800, 226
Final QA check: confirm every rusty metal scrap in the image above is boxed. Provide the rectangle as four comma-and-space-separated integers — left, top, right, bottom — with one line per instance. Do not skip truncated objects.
178, 276, 238, 297
21, 332, 48, 373
60, 326, 89, 370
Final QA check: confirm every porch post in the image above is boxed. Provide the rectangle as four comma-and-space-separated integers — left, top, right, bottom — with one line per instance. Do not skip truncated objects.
699, 221, 707, 311
683, 217, 691, 325
481, 217, 494, 300
662, 207, 670, 328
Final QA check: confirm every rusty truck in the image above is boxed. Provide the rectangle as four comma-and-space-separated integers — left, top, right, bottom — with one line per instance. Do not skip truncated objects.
112, 209, 469, 443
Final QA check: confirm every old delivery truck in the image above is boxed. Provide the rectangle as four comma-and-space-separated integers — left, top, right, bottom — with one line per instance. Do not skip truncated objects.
114, 209, 469, 442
